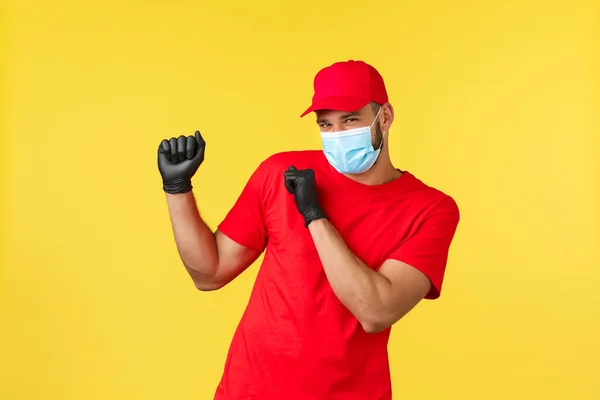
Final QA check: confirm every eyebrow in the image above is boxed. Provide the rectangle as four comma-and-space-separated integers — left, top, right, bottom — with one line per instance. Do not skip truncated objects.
316, 111, 361, 124
340, 111, 360, 119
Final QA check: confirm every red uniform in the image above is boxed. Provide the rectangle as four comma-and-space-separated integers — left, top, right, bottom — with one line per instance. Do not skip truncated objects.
214, 149, 460, 399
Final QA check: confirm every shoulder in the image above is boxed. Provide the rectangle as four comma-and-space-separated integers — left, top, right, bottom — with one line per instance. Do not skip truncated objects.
402, 172, 460, 218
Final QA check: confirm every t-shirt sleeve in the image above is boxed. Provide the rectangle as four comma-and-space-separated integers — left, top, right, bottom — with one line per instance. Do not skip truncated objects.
387, 196, 460, 299
217, 160, 269, 252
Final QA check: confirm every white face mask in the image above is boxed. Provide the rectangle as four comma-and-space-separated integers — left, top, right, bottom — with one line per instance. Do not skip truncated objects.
319, 108, 383, 174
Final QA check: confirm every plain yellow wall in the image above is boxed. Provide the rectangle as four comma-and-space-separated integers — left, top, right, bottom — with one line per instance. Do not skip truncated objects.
1, 0, 599, 399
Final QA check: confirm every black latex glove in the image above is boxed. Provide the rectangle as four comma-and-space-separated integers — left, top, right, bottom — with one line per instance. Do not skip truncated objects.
157, 131, 206, 194
284, 166, 328, 228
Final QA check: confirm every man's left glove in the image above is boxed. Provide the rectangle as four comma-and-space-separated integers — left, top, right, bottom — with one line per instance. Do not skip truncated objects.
284, 166, 328, 228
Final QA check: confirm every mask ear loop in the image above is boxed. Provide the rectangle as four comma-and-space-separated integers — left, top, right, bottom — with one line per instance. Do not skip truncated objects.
370, 107, 382, 130
370, 107, 385, 150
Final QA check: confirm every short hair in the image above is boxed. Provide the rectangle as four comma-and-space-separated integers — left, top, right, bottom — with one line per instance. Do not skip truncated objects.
370, 101, 382, 115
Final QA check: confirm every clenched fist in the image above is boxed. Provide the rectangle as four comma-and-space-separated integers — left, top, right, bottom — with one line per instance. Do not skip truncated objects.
284, 166, 328, 227
157, 131, 206, 194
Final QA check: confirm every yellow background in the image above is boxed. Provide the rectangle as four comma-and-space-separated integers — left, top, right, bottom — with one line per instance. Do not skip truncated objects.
1, 0, 599, 399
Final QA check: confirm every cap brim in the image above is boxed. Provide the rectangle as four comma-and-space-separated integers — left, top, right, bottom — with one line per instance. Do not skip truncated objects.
299, 96, 371, 118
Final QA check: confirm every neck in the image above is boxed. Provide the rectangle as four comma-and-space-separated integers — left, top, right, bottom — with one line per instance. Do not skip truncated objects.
344, 152, 402, 185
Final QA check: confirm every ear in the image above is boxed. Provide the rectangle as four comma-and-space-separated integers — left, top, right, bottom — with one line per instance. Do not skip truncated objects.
381, 102, 395, 132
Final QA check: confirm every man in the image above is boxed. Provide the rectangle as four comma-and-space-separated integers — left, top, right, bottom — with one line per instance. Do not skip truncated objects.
157, 60, 460, 399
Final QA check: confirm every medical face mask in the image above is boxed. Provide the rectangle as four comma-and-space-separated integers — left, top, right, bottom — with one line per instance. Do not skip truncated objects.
319, 109, 383, 175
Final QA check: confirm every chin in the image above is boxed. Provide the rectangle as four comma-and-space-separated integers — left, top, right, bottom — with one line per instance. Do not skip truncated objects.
345, 170, 369, 176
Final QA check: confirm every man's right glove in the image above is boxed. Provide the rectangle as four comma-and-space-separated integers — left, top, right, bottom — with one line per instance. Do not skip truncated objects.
284, 166, 328, 227
157, 131, 206, 194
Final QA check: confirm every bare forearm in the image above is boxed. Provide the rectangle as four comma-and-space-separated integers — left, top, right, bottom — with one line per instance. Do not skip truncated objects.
308, 219, 392, 329
166, 192, 219, 284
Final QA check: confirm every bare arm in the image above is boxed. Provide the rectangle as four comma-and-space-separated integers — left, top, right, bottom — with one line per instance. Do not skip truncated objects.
307, 197, 459, 333
308, 218, 431, 333
166, 192, 262, 291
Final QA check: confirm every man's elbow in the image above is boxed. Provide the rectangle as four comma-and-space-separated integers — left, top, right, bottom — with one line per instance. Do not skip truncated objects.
194, 280, 224, 291
359, 310, 406, 334
190, 270, 226, 291
184, 264, 226, 291
360, 319, 392, 334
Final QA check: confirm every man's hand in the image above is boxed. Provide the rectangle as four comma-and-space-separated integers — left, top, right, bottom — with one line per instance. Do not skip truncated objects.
158, 131, 206, 194
284, 166, 328, 227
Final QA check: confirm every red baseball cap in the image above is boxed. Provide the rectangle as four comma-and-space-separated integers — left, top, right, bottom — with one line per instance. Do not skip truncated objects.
300, 60, 389, 117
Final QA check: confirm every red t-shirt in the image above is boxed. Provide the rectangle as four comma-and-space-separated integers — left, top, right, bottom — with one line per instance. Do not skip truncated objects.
214, 150, 460, 400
